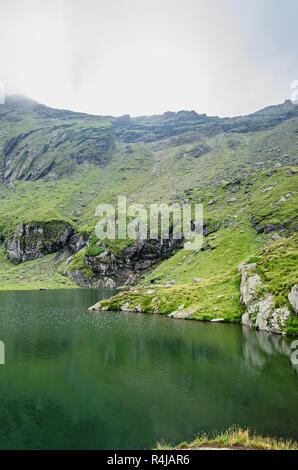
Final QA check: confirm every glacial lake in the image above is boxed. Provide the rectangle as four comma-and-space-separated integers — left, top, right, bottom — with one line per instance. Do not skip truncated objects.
0, 288, 297, 450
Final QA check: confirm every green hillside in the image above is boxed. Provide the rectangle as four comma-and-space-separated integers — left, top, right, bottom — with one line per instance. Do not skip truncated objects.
0, 96, 297, 334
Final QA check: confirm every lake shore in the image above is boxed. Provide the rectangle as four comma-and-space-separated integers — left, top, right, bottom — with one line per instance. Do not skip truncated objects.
156, 427, 298, 451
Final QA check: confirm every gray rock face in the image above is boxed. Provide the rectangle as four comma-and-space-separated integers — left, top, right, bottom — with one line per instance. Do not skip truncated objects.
254, 294, 290, 334
66, 266, 117, 289
68, 236, 184, 288
6, 221, 74, 264
239, 263, 262, 305
68, 233, 88, 254
239, 262, 291, 335
288, 284, 298, 314
241, 312, 251, 327
1, 123, 115, 184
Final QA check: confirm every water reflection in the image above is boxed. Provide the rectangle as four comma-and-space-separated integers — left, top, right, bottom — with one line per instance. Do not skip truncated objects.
0, 290, 297, 449
242, 325, 298, 373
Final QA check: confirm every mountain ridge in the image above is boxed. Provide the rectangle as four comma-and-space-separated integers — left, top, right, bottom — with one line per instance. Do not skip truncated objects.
1, 95, 298, 184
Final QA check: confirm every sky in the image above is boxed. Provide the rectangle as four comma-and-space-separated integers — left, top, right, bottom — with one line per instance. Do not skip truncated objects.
0, 0, 297, 117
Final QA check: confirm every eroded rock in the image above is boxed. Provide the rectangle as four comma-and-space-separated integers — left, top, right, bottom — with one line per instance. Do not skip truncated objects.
239, 262, 291, 335
6, 221, 74, 264
288, 284, 298, 314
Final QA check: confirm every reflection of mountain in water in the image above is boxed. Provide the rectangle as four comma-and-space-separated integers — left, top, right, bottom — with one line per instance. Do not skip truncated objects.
242, 325, 298, 374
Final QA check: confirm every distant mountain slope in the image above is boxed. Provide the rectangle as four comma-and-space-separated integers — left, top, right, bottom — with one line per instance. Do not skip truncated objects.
0, 96, 297, 183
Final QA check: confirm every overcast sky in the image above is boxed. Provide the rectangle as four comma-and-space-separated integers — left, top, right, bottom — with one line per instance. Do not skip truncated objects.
0, 0, 297, 117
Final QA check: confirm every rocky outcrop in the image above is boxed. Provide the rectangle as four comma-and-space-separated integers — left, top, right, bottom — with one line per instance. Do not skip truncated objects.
249, 214, 298, 235
288, 284, 298, 314
1, 121, 115, 183
239, 263, 291, 335
6, 221, 74, 264
68, 233, 88, 254
67, 236, 184, 288
67, 266, 117, 289
239, 263, 262, 305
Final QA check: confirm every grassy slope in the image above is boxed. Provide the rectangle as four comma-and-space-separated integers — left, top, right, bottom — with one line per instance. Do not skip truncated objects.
1, 115, 297, 235
0, 249, 75, 290
156, 427, 298, 451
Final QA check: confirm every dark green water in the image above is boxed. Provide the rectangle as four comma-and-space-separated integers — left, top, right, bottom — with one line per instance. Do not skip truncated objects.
0, 289, 297, 450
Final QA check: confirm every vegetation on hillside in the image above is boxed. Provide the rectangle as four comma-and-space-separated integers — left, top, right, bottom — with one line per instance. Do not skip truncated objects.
156, 426, 298, 450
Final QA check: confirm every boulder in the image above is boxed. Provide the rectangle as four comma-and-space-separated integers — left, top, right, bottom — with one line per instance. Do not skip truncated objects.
288, 284, 298, 314
6, 221, 74, 264
88, 301, 102, 311
239, 262, 291, 335
120, 302, 131, 311
168, 309, 197, 320
73, 235, 184, 288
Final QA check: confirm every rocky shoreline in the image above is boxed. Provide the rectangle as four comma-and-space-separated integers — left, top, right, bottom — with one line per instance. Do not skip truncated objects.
89, 244, 298, 337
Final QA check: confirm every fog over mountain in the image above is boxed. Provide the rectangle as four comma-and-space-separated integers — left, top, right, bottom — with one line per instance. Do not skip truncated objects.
1, 0, 298, 117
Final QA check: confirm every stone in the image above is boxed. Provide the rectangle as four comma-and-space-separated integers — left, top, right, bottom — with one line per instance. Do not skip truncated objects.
254, 293, 275, 331
134, 304, 144, 313
120, 302, 131, 311
288, 285, 298, 314
239, 262, 292, 335
105, 278, 116, 288
168, 309, 197, 320
68, 235, 184, 288
254, 293, 290, 334
241, 312, 251, 327
211, 318, 224, 323
193, 278, 205, 283
240, 267, 262, 305
88, 301, 101, 311
6, 221, 74, 264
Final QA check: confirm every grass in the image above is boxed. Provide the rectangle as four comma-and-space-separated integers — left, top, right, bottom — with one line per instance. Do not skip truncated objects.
142, 219, 261, 286
155, 426, 298, 450
0, 248, 77, 290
